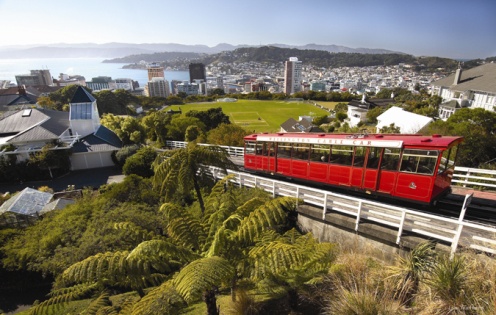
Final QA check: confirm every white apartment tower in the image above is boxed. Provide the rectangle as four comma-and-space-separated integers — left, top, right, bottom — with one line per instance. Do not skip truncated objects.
146, 77, 170, 98
284, 57, 302, 95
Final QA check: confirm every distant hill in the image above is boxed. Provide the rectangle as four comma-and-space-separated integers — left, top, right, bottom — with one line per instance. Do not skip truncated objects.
104, 46, 461, 72
0, 42, 405, 59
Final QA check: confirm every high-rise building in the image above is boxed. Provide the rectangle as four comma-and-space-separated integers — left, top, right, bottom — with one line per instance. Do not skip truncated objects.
147, 63, 165, 81
189, 63, 206, 83
283, 57, 302, 95
146, 77, 170, 98
15, 69, 53, 86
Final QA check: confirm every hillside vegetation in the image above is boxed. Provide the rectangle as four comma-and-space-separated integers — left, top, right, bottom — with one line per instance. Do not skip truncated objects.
104, 45, 476, 72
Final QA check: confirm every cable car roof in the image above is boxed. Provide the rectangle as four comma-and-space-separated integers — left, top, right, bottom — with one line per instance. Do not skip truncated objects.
244, 133, 463, 149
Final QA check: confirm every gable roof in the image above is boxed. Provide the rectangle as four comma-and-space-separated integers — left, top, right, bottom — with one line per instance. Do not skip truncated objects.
0, 108, 70, 144
376, 106, 433, 134
70, 86, 96, 103
431, 63, 496, 93
72, 125, 122, 153
280, 117, 324, 133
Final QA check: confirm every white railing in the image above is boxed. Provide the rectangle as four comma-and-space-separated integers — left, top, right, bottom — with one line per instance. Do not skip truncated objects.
165, 141, 496, 191
206, 166, 496, 257
452, 167, 496, 189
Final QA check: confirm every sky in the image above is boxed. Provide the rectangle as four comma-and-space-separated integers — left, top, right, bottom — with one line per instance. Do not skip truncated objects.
0, 0, 495, 60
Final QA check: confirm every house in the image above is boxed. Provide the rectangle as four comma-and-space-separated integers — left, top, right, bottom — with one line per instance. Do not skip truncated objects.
430, 63, 496, 120
0, 86, 122, 170
280, 117, 324, 133
0, 86, 39, 111
346, 96, 396, 127
376, 106, 432, 134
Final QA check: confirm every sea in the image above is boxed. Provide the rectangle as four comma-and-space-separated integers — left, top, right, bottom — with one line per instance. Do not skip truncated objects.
0, 57, 190, 88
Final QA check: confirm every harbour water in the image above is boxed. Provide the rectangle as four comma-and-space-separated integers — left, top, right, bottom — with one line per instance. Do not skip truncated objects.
0, 57, 189, 88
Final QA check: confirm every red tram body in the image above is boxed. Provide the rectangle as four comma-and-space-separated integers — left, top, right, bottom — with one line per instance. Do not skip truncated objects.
243, 133, 463, 204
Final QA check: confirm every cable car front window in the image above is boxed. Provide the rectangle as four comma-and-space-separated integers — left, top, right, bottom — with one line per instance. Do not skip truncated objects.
400, 149, 438, 175
245, 141, 256, 155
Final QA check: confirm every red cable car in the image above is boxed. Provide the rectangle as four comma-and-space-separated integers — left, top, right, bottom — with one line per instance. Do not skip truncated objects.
244, 132, 463, 205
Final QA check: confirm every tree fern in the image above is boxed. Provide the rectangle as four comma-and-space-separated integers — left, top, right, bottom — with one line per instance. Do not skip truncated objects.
173, 256, 235, 303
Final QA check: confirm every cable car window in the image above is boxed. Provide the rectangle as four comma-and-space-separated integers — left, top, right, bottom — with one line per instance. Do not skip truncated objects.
277, 142, 292, 159
293, 143, 310, 160
400, 149, 438, 175
330, 146, 353, 166
245, 141, 256, 155
439, 146, 457, 173
262, 142, 275, 156
366, 147, 382, 169
255, 142, 264, 155
353, 147, 366, 167
310, 144, 330, 162
381, 148, 401, 171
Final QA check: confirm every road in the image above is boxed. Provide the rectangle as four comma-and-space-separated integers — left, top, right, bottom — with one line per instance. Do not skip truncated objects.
0, 167, 124, 194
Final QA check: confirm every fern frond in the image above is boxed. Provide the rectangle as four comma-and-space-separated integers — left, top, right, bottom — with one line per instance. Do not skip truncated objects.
159, 202, 184, 223
234, 197, 267, 218
30, 282, 99, 315
62, 251, 130, 286
131, 281, 185, 315
282, 228, 303, 244
85, 291, 111, 315
237, 197, 297, 245
127, 239, 198, 274
173, 256, 235, 303
167, 216, 205, 251
249, 242, 303, 280
113, 222, 155, 243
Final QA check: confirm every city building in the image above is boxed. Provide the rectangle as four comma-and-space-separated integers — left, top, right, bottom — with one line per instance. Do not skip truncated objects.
146, 77, 170, 98
430, 63, 496, 120
284, 57, 302, 95
147, 63, 165, 81
176, 81, 200, 96
189, 63, 206, 83
0, 86, 121, 170
15, 69, 53, 87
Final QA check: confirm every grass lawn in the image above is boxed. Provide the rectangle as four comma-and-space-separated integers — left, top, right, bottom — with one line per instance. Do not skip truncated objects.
168, 99, 332, 133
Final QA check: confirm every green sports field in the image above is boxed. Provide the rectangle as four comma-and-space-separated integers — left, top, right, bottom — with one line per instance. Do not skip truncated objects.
168, 100, 335, 133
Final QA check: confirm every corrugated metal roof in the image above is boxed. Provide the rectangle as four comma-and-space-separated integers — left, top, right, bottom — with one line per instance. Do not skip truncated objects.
431, 63, 496, 93
0, 188, 53, 216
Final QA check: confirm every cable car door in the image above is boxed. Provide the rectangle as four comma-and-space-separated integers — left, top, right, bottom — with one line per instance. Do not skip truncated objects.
261, 142, 276, 173
362, 147, 381, 191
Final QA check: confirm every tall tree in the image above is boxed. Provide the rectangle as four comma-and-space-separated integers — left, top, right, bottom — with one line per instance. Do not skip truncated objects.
152, 143, 236, 214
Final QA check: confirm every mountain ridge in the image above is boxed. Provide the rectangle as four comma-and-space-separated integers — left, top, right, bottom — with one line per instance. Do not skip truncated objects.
0, 42, 405, 59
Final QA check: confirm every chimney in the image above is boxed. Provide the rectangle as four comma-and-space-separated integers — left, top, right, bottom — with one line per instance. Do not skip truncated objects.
453, 63, 462, 85
18, 85, 27, 96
